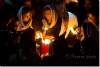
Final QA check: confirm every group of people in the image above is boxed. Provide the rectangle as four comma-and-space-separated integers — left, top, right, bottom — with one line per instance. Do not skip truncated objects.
0, 0, 99, 65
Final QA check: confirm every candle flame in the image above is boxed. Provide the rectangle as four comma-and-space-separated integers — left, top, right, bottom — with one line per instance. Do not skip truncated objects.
44, 27, 48, 31
42, 39, 51, 45
35, 31, 43, 39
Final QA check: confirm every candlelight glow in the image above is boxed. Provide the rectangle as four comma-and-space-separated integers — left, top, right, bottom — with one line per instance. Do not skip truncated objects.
35, 31, 43, 39
44, 27, 48, 31
70, 27, 77, 35
42, 39, 51, 45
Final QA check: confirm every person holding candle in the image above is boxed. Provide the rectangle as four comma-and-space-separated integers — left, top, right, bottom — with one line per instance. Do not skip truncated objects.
53, 0, 80, 56
42, 5, 58, 38
41, 1, 80, 56
41, 5, 58, 58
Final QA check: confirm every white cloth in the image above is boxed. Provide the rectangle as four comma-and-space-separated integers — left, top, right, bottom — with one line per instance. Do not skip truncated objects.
59, 12, 78, 39
42, 5, 57, 30
16, 6, 33, 31
42, 6, 78, 39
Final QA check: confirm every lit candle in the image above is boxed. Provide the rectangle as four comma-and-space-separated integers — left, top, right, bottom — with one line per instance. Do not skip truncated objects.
42, 39, 51, 45
35, 31, 43, 39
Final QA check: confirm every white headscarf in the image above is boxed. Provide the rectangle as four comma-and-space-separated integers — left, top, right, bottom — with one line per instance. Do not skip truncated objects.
42, 5, 57, 30
59, 12, 78, 39
16, 6, 33, 31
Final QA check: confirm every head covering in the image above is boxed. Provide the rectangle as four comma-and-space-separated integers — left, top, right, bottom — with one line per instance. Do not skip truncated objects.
16, 6, 33, 31
42, 5, 57, 30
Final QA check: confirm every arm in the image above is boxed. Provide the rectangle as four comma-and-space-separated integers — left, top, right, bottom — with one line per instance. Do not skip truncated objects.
65, 13, 78, 39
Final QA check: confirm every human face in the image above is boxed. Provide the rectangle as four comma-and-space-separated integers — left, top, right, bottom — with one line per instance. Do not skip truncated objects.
43, 10, 52, 22
22, 12, 32, 22
84, 0, 92, 10
56, 3, 65, 17
87, 13, 96, 24
24, 1, 32, 7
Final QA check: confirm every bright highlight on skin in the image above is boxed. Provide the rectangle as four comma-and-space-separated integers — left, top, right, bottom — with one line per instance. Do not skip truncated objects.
70, 27, 77, 35
44, 27, 48, 31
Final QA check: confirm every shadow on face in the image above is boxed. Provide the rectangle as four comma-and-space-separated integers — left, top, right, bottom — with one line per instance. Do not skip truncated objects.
43, 9, 52, 22
22, 12, 32, 23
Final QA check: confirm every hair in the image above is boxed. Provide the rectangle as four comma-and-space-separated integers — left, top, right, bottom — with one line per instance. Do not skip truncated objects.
43, 5, 52, 11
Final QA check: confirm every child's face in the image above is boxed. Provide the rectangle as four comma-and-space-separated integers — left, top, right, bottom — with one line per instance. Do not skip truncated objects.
22, 12, 32, 22
43, 10, 52, 22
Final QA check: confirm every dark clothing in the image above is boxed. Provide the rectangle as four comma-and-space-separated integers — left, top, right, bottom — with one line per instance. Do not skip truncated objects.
53, 32, 67, 56
6, 17, 37, 65
32, 19, 43, 32
82, 22, 99, 48
46, 19, 62, 38
81, 21, 99, 56
18, 28, 36, 65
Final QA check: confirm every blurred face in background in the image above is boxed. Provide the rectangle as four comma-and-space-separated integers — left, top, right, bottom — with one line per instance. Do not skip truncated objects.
64, 0, 70, 4
84, 0, 92, 10
24, 0, 32, 7
56, 2, 66, 17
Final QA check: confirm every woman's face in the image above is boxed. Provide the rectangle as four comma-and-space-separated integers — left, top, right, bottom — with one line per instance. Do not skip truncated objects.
22, 12, 32, 22
43, 10, 52, 22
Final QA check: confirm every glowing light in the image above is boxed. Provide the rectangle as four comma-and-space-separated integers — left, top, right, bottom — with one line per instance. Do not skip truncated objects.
44, 27, 48, 31
35, 31, 43, 39
42, 39, 51, 45
70, 27, 77, 35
